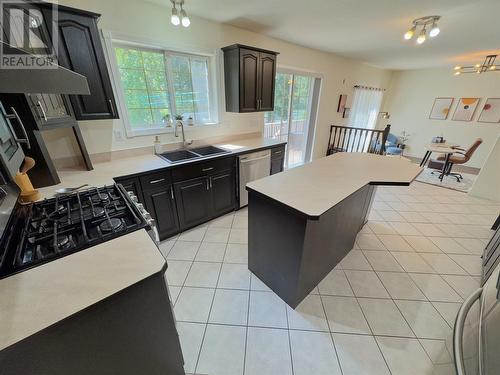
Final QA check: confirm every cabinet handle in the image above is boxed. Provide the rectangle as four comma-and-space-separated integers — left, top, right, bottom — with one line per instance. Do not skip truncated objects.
274, 150, 282, 154
209, 177, 213, 189
149, 178, 165, 184
206, 180, 210, 190
170, 186, 174, 200
6, 107, 31, 149
109, 100, 116, 117
37, 100, 48, 121
202, 167, 214, 172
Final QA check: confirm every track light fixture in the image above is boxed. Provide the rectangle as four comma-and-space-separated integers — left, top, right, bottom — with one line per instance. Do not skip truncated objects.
404, 16, 440, 44
453, 55, 500, 75
171, 0, 190, 27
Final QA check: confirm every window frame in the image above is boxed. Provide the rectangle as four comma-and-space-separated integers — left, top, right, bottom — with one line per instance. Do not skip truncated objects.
103, 33, 220, 138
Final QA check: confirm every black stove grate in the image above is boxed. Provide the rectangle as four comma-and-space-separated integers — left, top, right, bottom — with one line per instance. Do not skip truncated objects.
0, 184, 147, 278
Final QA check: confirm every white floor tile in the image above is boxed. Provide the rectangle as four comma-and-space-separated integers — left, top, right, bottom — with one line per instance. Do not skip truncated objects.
250, 273, 272, 292
378, 234, 414, 252
344, 270, 390, 298
358, 298, 414, 337
195, 242, 226, 262
404, 235, 442, 253
378, 210, 406, 222
429, 237, 469, 254
158, 239, 175, 258
167, 241, 201, 261
322, 296, 371, 334
224, 243, 248, 264
287, 294, 329, 332
245, 327, 292, 375
217, 263, 251, 289
432, 302, 462, 327
419, 253, 467, 275
232, 215, 248, 229
333, 333, 390, 375
208, 213, 234, 228
228, 228, 248, 244
376, 336, 435, 375
356, 233, 386, 250
395, 300, 452, 339
377, 272, 427, 300
165, 260, 192, 286
178, 226, 207, 242
448, 254, 482, 276
390, 221, 422, 236
174, 287, 215, 323
441, 274, 480, 299
412, 223, 447, 237
409, 273, 462, 302
340, 250, 372, 270
318, 270, 354, 296
368, 221, 397, 234
419, 338, 453, 365
454, 238, 486, 255
184, 262, 221, 288
399, 211, 429, 223
196, 324, 246, 375
203, 227, 230, 243
208, 289, 248, 325
176, 322, 205, 374
248, 291, 288, 328
391, 252, 436, 273
290, 330, 342, 375
168, 285, 181, 304
363, 250, 404, 272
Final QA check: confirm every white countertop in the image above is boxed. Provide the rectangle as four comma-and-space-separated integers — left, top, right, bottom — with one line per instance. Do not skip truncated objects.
0, 135, 285, 350
0, 230, 165, 351
247, 153, 423, 218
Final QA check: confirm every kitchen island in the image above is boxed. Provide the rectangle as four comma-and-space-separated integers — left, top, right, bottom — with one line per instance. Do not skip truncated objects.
246, 153, 422, 308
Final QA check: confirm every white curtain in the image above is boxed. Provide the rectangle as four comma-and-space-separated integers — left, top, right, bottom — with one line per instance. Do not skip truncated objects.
349, 86, 384, 129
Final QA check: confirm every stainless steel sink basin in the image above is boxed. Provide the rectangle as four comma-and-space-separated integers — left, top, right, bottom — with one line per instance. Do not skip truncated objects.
190, 146, 229, 156
159, 145, 229, 163
159, 149, 200, 163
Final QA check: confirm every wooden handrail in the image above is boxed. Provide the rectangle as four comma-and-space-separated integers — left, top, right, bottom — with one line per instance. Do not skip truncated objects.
327, 124, 391, 156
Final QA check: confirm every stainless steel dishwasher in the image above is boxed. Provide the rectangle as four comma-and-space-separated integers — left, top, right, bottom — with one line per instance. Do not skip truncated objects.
238, 150, 271, 207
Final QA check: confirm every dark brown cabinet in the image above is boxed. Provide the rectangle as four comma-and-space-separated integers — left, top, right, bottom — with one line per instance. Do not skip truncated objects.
174, 176, 213, 230
211, 170, 236, 217
41, 4, 118, 121
142, 185, 180, 240
270, 146, 286, 175
222, 44, 278, 113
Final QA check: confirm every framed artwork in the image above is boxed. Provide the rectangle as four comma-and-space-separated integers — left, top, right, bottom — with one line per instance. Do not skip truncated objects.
478, 98, 500, 123
342, 107, 350, 119
429, 97, 454, 120
452, 98, 480, 121
337, 95, 347, 113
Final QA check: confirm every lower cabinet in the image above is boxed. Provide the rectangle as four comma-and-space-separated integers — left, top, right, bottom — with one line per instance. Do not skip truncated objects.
270, 146, 286, 175
174, 176, 212, 230
142, 185, 180, 240
174, 170, 236, 231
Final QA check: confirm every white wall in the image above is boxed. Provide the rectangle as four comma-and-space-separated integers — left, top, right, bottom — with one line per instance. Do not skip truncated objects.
470, 135, 500, 202
380, 68, 500, 168
44, 0, 392, 161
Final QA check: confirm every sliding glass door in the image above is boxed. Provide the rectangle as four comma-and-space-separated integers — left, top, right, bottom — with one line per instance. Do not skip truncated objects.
264, 72, 317, 169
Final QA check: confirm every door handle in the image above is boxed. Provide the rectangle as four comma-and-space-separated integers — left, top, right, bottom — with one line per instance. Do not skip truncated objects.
209, 177, 213, 189
202, 167, 214, 172
6, 107, 31, 149
37, 101, 48, 121
206, 179, 210, 190
170, 186, 174, 200
149, 178, 165, 184
240, 155, 270, 163
453, 287, 483, 375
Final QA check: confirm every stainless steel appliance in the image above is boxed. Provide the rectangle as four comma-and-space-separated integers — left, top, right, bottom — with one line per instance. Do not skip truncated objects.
454, 260, 500, 374
0, 184, 157, 279
238, 150, 271, 207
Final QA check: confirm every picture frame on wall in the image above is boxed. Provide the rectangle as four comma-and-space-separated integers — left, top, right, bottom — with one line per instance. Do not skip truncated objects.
478, 98, 500, 123
429, 97, 454, 120
337, 95, 347, 113
452, 98, 481, 122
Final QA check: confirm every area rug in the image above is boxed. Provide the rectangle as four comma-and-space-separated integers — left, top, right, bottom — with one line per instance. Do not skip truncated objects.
415, 167, 477, 193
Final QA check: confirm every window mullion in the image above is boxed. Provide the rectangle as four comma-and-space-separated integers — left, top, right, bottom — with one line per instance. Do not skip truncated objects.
188, 57, 197, 122
164, 51, 178, 117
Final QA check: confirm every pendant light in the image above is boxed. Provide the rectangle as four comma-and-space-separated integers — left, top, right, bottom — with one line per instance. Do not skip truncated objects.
171, 0, 190, 28
170, 1, 180, 26
403, 16, 440, 45
180, 2, 190, 27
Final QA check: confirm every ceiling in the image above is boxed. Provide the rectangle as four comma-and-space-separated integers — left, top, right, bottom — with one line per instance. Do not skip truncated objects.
146, 0, 500, 70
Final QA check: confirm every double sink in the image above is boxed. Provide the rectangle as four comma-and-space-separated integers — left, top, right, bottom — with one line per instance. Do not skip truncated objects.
159, 145, 230, 164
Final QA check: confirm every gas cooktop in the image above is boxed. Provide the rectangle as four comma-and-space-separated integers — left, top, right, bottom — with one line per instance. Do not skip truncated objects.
0, 184, 148, 279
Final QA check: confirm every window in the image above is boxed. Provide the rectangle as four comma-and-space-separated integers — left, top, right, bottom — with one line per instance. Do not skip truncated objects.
113, 44, 216, 135
348, 86, 384, 129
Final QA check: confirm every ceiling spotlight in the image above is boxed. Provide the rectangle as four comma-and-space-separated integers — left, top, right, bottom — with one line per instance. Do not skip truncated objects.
404, 16, 440, 45
404, 25, 416, 40
416, 28, 426, 44
171, 1, 180, 26
429, 22, 440, 37
452, 55, 500, 75
180, 3, 190, 27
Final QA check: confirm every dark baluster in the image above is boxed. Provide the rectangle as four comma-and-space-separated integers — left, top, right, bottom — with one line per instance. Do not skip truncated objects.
368, 131, 375, 153
327, 126, 333, 155
352, 129, 358, 152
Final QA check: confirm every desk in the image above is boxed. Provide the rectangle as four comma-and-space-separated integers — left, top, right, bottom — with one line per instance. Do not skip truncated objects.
420, 143, 459, 181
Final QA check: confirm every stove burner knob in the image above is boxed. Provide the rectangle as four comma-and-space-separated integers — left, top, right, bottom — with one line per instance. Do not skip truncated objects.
129, 195, 138, 203
136, 203, 144, 210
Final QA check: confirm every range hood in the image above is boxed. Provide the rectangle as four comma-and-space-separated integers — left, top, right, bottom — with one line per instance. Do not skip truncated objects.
0, 41, 90, 95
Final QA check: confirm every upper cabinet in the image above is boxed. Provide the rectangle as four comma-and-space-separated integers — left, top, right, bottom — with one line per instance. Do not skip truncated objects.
222, 44, 278, 113
40, 4, 119, 121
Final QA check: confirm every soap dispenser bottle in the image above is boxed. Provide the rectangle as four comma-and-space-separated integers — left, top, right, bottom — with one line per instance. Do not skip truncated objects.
154, 136, 162, 154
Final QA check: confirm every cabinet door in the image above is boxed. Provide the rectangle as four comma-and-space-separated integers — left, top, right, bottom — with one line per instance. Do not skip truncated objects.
46, 8, 118, 120
26, 93, 75, 128
143, 185, 180, 240
210, 170, 236, 217
174, 177, 212, 230
258, 52, 277, 111
239, 48, 259, 112
270, 157, 284, 175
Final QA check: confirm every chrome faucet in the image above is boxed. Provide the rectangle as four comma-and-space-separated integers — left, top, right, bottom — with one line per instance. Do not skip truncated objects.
174, 120, 192, 146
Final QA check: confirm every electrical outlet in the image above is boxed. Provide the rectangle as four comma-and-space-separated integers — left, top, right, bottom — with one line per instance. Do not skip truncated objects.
114, 129, 124, 141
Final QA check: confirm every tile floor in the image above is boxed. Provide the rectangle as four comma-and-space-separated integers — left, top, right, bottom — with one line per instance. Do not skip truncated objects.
159, 181, 499, 375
